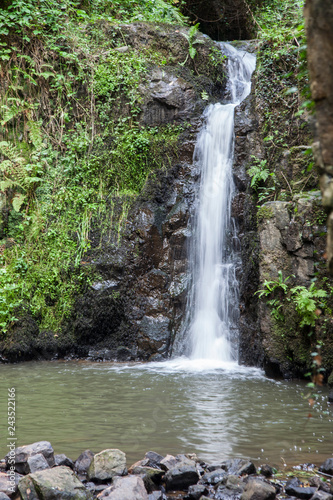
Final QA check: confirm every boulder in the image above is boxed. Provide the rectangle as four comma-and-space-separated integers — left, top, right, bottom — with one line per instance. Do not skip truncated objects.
310, 491, 333, 500
74, 450, 94, 475
27, 454, 50, 473
260, 465, 274, 478
97, 475, 148, 499
222, 459, 256, 476
87, 449, 127, 482
164, 464, 199, 491
5, 441, 54, 474
18, 466, 92, 500
144, 452, 164, 469
159, 455, 178, 471
0, 493, 11, 500
319, 458, 333, 475
241, 478, 276, 500
184, 483, 209, 499
285, 477, 317, 499
54, 453, 75, 469
0, 471, 21, 498
201, 468, 227, 485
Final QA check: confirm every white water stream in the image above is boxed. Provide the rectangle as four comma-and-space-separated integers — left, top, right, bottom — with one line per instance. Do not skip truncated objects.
173, 44, 256, 367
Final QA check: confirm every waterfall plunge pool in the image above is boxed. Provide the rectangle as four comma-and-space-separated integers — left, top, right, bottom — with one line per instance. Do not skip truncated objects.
1, 359, 332, 468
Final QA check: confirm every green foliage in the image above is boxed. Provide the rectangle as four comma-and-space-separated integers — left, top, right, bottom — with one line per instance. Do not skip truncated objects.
180, 23, 203, 67
248, 155, 276, 203
256, 271, 291, 321
290, 283, 327, 328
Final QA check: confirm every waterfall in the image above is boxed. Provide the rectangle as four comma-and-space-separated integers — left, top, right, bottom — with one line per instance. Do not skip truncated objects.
173, 44, 256, 364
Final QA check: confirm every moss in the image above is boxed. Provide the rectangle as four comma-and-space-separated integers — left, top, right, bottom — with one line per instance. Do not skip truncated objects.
257, 206, 274, 222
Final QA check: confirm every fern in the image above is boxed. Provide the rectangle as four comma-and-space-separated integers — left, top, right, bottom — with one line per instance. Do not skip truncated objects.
290, 283, 328, 328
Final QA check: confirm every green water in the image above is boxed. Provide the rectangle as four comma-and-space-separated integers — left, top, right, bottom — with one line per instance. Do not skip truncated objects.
1, 360, 332, 468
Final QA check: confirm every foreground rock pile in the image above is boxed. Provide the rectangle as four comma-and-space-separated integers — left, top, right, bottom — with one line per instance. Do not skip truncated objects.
1, 441, 333, 500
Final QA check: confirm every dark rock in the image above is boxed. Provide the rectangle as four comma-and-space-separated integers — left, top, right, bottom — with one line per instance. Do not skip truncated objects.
260, 465, 274, 478
206, 464, 223, 472
241, 478, 276, 500
310, 491, 333, 500
201, 468, 227, 485
159, 455, 178, 472
96, 475, 148, 499
215, 486, 243, 500
184, 483, 209, 499
87, 449, 127, 482
164, 465, 199, 491
285, 478, 317, 499
128, 466, 164, 492
309, 476, 331, 492
222, 460, 256, 477
54, 453, 75, 469
0, 493, 11, 500
145, 452, 164, 469
18, 466, 92, 500
319, 458, 333, 475
5, 441, 55, 474
27, 454, 50, 473
74, 450, 94, 475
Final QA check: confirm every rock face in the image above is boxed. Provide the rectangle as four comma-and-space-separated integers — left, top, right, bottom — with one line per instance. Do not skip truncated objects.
305, 0, 333, 272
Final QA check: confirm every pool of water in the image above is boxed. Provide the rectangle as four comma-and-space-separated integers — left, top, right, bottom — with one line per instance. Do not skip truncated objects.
1, 359, 332, 468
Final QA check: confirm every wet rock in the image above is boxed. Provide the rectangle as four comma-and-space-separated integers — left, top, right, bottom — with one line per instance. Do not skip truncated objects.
164, 464, 199, 491
74, 450, 94, 475
0, 471, 21, 498
159, 455, 178, 471
27, 454, 50, 473
241, 478, 276, 500
0, 493, 11, 500
97, 475, 148, 499
225, 475, 245, 491
137, 315, 170, 355
222, 459, 256, 476
128, 466, 164, 492
5, 441, 55, 474
319, 458, 333, 475
184, 483, 209, 499
310, 491, 333, 500
148, 492, 167, 500
285, 477, 317, 499
260, 465, 274, 478
201, 468, 227, 485
18, 466, 91, 500
144, 452, 164, 469
309, 476, 331, 492
54, 453, 75, 469
87, 449, 127, 482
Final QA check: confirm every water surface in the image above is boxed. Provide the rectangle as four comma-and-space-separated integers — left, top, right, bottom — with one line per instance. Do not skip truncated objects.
1, 360, 332, 468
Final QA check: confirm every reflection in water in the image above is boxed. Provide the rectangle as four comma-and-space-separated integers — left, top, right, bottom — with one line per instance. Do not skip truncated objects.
1, 360, 332, 466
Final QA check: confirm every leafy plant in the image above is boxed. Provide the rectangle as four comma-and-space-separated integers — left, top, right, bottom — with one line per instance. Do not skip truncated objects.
180, 23, 203, 67
256, 271, 291, 321
290, 283, 327, 328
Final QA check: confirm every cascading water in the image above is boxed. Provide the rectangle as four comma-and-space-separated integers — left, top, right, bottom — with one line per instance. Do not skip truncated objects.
173, 44, 256, 365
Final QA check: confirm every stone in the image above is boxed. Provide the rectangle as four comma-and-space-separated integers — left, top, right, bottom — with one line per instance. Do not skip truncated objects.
0, 493, 10, 500
184, 483, 209, 499
148, 492, 167, 500
27, 454, 50, 473
285, 478, 316, 499
0, 471, 21, 497
241, 478, 276, 500
222, 459, 256, 476
128, 466, 164, 492
201, 468, 227, 485
260, 465, 274, 478
74, 450, 94, 475
96, 475, 148, 499
144, 452, 164, 469
87, 449, 127, 482
310, 491, 333, 500
164, 465, 199, 491
5, 441, 55, 474
18, 466, 92, 500
159, 455, 178, 471
319, 458, 333, 475
54, 453, 75, 469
